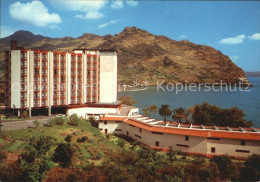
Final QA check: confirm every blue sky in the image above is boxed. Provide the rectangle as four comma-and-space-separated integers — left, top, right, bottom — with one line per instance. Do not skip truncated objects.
1, 0, 260, 71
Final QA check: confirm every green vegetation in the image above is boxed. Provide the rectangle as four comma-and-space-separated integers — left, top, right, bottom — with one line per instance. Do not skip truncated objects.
159, 104, 172, 122
0, 116, 259, 181
192, 102, 254, 127
142, 104, 158, 117
118, 96, 137, 106
33, 120, 40, 128
153, 102, 254, 127
52, 143, 73, 168
172, 107, 187, 123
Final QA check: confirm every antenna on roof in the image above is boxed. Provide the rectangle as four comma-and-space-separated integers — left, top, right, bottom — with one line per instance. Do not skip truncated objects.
240, 127, 246, 132
227, 126, 233, 131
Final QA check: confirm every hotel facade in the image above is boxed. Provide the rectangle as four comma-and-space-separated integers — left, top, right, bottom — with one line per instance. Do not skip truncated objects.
99, 114, 260, 158
5, 41, 117, 116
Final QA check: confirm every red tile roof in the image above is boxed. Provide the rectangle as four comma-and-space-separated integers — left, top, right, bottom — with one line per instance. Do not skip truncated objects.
100, 117, 127, 121
125, 118, 260, 141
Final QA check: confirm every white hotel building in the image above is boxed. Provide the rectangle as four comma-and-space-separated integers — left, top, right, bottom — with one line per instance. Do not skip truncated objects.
5, 41, 117, 117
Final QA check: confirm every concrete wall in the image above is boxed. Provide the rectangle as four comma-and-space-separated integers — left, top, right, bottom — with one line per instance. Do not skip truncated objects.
67, 107, 119, 118
207, 138, 260, 157
100, 121, 260, 157
99, 54, 117, 103
99, 121, 124, 134
127, 108, 139, 117
10, 50, 21, 108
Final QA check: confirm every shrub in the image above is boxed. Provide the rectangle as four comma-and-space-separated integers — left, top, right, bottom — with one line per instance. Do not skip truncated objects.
54, 117, 68, 125
33, 120, 40, 128
65, 135, 72, 143
77, 136, 88, 143
193, 157, 206, 165
52, 143, 73, 168
68, 114, 80, 126
0, 162, 25, 181
48, 116, 68, 126
117, 139, 126, 148
212, 155, 234, 179
240, 154, 260, 181
96, 152, 103, 159
89, 116, 98, 128
199, 168, 212, 181
5, 112, 12, 119
167, 146, 178, 162
0, 151, 6, 163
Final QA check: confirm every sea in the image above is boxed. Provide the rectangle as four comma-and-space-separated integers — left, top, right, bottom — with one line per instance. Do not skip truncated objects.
118, 77, 260, 127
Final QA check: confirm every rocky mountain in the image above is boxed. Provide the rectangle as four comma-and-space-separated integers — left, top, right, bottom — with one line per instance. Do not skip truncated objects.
0, 27, 246, 84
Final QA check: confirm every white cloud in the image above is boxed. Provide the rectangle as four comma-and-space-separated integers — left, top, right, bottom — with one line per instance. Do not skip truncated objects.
230, 55, 239, 62
9, 1, 61, 28
49, 0, 107, 20
219, 34, 246, 44
111, 0, 124, 9
76, 11, 104, 20
0, 26, 16, 38
126, 0, 138, 7
248, 33, 260, 40
98, 20, 118, 28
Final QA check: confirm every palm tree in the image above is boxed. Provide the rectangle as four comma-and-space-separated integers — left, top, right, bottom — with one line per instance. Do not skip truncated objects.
172, 107, 186, 123
159, 104, 172, 122
148, 104, 158, 117
143, 104, 158, 117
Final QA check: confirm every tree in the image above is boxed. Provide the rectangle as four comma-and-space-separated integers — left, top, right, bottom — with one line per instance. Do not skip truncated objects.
118, 96, 137, 106
20, 136, 55, 181
159, 104, 172, 122
22, 136, 55, 163
192, 102, 253, 127
167, 146, 177, 162
212, 155, 234, 179
240, 154, 260, 181
89, 116, 98, 128
52, 143, 74, 168
143, 104, 158, 117
172, 107, 186, 123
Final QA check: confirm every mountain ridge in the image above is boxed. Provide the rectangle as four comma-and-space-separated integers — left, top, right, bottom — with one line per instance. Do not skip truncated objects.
0, 27, 246, 84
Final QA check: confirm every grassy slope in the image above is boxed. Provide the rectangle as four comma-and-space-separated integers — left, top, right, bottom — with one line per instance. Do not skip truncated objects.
1, 119, 121, 166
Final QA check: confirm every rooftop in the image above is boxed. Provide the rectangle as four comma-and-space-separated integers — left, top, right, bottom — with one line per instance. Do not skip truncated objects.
104, 115, 260, 141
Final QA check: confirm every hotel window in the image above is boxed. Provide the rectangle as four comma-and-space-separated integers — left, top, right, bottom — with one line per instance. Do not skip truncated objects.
54, 55, 59, 60
241, 140, 245, 146
211, 147, 216, 153
61, 76, 65, 83
54, 69, 58, 76
155, 141, 159, 147
185, 136, 189, 141
139, 128, 142, 133
104, 121, 107, 125
34, 69, 39, 75
42, 54, 47, 60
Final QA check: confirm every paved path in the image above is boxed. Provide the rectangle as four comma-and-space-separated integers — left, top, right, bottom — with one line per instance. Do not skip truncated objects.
0, 115, 60, 131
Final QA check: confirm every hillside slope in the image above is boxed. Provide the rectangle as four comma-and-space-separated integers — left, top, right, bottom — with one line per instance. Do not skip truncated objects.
0, 27, 246, 84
